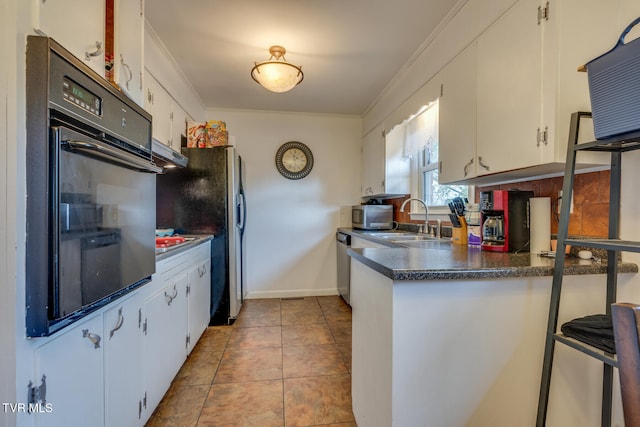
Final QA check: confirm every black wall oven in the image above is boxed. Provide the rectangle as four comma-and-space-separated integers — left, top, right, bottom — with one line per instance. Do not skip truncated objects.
25, 36, 160, 336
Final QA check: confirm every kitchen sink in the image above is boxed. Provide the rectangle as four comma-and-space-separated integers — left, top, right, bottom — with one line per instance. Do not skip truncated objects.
362, 232, 413, 237
387, 235, 441, 241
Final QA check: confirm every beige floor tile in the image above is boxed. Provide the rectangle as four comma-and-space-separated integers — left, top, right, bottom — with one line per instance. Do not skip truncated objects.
321, 305, 352, 323
283, 344, 347, 378
146, 384, 209, 427
172, 350, 223, 387
198, 380, 284, 427
214, 347, 283, 384
327, 320, 352, 344
145, 297, 353, 427
194, 326, 232, 352
281, 307, 325, 326
227, 326, 282, 349
235, 308, 281, 328
316, 295, 349, 311
280, 297, 320, 311
282, 323, 335, 346
336, 342, 352, 374
283, 374, 354, 427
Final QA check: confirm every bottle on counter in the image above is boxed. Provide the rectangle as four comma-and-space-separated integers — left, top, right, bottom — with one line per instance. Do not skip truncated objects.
465, 203, 481, 247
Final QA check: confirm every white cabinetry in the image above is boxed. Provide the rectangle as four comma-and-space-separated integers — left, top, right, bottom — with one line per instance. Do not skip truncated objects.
113, 0, 145, 106
143, 242, 211, 416
187, 258, 211, 353
19, 242, 211, 427
104, 293, 145, 426
475, 0, 617, 177
35, 0, 106, 76
361, 123, 410, 198
171, 102, 190, 150
476, 0, 542, 176
361, 124, 385, 197
143, 275, 188, 413
144, 70, 172, 146
144, 69, 192, 150
438, 43, 479, 183
32, 313, 104, 427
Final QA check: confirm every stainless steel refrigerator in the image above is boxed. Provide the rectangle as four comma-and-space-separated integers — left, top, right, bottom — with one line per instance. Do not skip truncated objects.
156, 145, 246, 324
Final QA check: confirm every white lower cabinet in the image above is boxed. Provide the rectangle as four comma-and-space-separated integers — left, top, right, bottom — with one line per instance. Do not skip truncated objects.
187, 258, 211, 354
19, 241, 211, 427
32, 313, 104, 427
143, 274, 188, 414
104, 293, 145, 426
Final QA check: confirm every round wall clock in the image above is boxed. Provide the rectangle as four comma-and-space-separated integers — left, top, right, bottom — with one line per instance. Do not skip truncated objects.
275, 141, 314, 180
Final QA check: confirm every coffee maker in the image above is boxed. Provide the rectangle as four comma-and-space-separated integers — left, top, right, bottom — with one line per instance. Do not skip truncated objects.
480, 190, 533, 252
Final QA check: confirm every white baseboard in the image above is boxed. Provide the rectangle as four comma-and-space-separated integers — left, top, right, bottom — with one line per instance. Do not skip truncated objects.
245, 288, 339, 300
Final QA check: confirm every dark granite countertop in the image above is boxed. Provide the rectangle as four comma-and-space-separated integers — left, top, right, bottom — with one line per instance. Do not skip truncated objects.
340, 228, 638, 281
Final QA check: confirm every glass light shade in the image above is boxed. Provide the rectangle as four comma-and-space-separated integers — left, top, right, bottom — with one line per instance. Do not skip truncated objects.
251, 46, 304, 93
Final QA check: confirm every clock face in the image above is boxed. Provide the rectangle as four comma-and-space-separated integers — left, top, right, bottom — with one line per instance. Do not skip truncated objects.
275, 141, 314, 179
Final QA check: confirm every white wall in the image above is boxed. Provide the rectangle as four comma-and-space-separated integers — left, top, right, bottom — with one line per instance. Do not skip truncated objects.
205, 108, 362, 298
1, 0, 18, 423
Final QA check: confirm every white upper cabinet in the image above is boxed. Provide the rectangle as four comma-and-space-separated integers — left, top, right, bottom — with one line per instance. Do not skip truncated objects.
35, 0, 106, 76
541, 0, 634, 165
439, 0, 624, 184
144, 69, 172, 145
171, 102, 191, 150
438, 43, 478, 183
476, 0, 542, 175
361, 124, 386, 197
113, 0, 145, 106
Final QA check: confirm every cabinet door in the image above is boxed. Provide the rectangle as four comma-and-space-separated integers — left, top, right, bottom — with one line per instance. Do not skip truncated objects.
542, 0, 622, 164
476, 0, 542, 175
361, 124, 385, 197
187, 259, 211, 354
438, 43, 478, 184
170, 102, 190, 150
104, 293, 145, 427
144, 70, 172, 145
143, 275, 188, 412
114, 0, 144, 106
37, 0, 106, 76
33, 314, 104, 427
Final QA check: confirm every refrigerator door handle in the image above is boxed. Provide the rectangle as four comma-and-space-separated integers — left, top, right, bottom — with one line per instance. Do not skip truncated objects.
237, 192, 246, 229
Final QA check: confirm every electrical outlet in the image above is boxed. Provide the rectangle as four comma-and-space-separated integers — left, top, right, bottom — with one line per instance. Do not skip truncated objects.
557, 190, 574, 214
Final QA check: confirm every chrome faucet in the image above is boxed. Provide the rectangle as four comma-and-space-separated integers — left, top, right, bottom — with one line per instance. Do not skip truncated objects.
399, 198, 429, 234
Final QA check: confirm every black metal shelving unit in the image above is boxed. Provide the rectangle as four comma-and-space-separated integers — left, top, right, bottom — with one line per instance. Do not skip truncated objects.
536, 111, 640, 427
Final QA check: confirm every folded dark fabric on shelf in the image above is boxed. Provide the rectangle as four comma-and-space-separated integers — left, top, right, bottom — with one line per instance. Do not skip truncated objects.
560, 314, 616, 354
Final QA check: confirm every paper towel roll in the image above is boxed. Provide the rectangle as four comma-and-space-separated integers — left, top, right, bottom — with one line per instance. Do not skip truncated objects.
530, 197, 551, 254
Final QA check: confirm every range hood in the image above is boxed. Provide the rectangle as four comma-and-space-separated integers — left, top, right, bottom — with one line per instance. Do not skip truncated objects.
151, 139, 189, 169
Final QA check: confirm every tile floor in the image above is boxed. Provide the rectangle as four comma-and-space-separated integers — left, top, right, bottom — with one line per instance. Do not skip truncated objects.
145, 296, 356, 427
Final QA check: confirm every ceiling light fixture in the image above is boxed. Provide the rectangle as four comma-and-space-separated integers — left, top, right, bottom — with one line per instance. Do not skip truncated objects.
251, 45, 304, 93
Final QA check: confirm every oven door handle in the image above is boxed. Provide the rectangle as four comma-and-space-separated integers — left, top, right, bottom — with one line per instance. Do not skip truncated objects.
62, 140, 162, 173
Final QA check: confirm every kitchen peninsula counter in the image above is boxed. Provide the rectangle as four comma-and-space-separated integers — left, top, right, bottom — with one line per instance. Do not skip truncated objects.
341, 227, 638, 280
344, 227, 639, 427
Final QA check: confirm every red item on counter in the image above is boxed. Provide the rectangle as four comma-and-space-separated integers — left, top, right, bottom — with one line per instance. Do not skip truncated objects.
155, 236, 186, 249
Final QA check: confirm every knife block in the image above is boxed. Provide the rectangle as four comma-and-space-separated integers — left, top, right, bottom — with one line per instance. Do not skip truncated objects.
451, 217, 468, 245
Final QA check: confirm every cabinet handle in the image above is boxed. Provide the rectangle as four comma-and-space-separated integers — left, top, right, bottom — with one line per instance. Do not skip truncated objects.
84, 41, 103, 61
478, 156, 491, 172
164, 284, 178, 306
198, 264, 207, 278
463, 158, 474, 177
82, 329, 102, 349
120, 54, 133, 91
109, 307, 125, 339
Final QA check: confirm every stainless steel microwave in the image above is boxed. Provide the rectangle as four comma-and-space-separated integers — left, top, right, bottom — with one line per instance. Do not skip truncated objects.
352, 205, 393, 230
